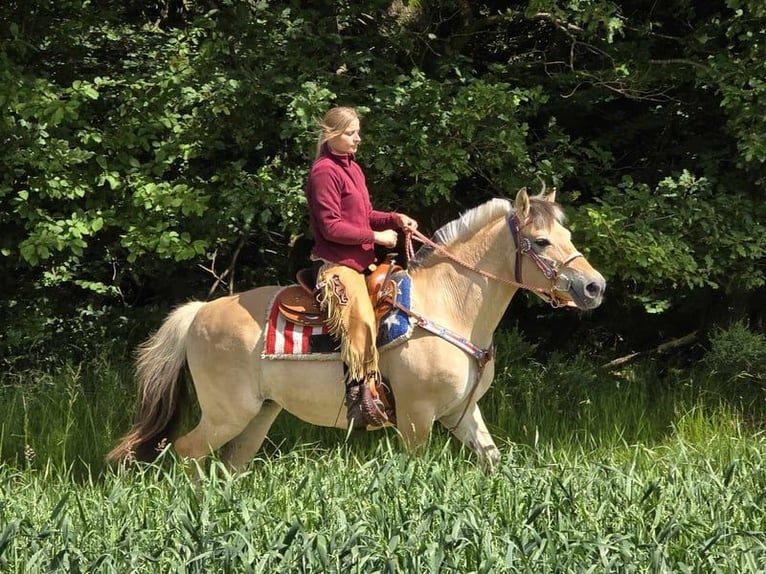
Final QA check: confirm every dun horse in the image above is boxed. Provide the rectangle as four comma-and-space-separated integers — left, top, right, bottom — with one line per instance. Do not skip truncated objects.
108, 188, 605, 470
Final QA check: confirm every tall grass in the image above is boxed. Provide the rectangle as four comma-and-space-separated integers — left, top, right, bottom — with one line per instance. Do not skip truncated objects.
1, 432, 765, 572
1, 327, 764, 474
0, 357, 135, 477
1, 325, 765, 571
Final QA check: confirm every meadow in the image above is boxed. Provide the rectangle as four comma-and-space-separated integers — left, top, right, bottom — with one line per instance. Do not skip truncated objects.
1, 326, 765, 572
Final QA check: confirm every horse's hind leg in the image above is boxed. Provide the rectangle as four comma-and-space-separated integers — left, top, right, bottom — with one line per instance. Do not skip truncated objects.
440, 402, 501, 471
174, 413, 253, 470
220, 400, 282, 471
174, 394, 263, 471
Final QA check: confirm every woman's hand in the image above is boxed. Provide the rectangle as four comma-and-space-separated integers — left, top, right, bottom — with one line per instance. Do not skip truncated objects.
396, 213, 418, 231
373, 229, 399, 248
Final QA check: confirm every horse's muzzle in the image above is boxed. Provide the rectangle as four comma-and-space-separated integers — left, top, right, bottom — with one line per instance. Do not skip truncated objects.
564, 270, 606, 310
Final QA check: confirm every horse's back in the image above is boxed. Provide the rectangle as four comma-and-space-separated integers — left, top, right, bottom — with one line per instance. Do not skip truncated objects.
188, 285, 280, 356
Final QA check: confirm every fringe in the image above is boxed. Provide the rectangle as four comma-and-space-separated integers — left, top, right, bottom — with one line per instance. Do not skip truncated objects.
317, 269, 377, 383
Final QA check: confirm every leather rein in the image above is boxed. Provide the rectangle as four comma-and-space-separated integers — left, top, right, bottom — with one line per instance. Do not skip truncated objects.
405, 210, 584, 308
390, 209, 584, 431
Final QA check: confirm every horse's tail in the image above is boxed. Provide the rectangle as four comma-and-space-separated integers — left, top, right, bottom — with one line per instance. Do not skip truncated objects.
107, 301, 206, 464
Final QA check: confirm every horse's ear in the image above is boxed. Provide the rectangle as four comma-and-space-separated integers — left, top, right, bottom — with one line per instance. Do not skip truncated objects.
514, 187, 530, 219
544, 187, 557, 203
536, 178, 557, 203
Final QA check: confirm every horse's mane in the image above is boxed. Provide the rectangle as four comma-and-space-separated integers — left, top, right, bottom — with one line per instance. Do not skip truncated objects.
408, 196, 564, 270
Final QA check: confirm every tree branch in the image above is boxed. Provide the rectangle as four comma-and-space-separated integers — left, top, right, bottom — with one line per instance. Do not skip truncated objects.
649, 58, 711, 72
198, 236, 247, 299
602, 330, 699, 369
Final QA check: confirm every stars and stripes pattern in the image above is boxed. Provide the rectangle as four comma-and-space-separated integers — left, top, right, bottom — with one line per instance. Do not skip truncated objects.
263, 293, 331, 358
376, 273, 412, 346
263, 273, 413, 359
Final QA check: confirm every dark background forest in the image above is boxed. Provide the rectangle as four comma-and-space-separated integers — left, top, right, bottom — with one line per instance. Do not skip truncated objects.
2, 0, 765, 372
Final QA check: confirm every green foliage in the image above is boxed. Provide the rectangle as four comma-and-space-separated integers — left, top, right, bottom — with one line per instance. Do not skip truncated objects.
3, 0, 766, 358
574, 171, 766, 312
701, 321, 766, 402
368, 73, 544, 208
704, 0, 766, 168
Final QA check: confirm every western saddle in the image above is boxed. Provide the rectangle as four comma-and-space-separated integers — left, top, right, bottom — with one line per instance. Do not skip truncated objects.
276, 255, 403, 327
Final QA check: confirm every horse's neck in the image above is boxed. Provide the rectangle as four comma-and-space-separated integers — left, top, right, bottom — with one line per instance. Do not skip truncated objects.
410, 219, 517, 347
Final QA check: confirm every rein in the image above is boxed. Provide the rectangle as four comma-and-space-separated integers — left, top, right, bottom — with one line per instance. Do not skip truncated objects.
396, 209, 584, 432
404, 211, 583, 308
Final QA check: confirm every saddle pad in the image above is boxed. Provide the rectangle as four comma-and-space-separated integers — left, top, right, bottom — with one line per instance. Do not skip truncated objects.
376, 271, 412, 346
263, 290, 333, 359
262, 273, 413, 360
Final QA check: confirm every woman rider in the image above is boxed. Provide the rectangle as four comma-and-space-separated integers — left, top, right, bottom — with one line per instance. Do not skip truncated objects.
304, 106, 418, 429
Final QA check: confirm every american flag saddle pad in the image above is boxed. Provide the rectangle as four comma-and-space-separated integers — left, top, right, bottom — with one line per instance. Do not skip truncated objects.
262, 272, 413, 360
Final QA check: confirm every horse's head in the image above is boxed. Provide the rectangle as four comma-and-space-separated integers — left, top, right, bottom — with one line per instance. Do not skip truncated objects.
511, 187, 605, 310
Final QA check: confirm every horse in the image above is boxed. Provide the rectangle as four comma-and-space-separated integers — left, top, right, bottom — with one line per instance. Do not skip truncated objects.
108, 187, 605, 471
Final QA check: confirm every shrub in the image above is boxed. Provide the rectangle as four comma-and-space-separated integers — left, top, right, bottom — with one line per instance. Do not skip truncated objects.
701, 321, 766, 405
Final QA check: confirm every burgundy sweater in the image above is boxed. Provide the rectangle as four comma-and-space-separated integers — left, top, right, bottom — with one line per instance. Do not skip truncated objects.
305, 148, 399, 272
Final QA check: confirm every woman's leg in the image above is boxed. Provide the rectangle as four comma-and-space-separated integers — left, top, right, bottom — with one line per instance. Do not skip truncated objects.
317, 264, 386, 428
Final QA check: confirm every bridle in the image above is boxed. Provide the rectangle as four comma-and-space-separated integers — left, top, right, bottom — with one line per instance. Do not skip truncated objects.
404, 209, 584, 308
505, 211, 584, 307
395, 208, 586, 432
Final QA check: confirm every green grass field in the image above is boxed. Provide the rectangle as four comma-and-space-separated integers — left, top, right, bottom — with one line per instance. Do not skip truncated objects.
1, 328, 765, 572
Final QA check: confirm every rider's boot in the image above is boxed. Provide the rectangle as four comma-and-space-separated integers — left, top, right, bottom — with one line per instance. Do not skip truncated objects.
344, 368, 387, 430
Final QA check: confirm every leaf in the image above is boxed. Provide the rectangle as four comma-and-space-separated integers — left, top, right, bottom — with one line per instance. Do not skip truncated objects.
81, 85, 99, 100
51, 106, 65, 124
19, 243, 38, 265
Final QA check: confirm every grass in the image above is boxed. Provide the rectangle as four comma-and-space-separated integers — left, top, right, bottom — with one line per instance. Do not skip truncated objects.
0, 357, 133, 477
1, 432, 765, 572
1, 329, 765, 572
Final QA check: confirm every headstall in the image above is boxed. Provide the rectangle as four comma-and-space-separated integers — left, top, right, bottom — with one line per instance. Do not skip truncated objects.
404, 210, 583, 307
393, 208, 584, 432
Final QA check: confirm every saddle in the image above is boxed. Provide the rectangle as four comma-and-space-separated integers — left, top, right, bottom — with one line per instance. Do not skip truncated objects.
276, 255, 403, 326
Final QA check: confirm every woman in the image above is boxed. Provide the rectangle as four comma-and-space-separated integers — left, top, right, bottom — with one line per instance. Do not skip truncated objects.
305, 106, 418, 429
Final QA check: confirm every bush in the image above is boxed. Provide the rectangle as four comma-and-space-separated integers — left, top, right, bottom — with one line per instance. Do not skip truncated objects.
701, 321, 766, 404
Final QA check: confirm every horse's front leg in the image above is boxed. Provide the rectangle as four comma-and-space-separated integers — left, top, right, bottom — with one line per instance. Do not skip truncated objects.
394, 401, 437, 454
440, 402, 501, 471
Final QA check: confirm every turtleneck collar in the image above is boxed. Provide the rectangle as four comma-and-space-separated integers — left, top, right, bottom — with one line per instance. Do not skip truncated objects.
320, 143, 354, 167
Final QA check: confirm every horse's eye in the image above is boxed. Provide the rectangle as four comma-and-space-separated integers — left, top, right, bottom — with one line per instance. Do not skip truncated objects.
534, 238, 551, 248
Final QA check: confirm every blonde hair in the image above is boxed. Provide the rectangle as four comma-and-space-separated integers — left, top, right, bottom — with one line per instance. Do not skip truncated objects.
315, 106, 360, 159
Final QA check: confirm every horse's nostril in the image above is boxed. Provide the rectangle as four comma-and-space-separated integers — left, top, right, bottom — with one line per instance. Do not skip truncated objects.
586, 281, 603, 299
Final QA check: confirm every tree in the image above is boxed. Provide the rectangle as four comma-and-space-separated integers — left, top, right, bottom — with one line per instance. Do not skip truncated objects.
2, 1, 765, 363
